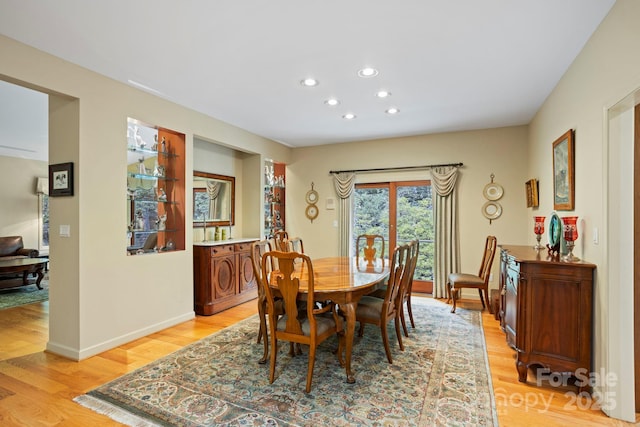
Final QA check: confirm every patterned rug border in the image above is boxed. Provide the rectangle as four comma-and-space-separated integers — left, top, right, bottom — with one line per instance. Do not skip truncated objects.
0, 281, 49, 310
75, 297, 498, 427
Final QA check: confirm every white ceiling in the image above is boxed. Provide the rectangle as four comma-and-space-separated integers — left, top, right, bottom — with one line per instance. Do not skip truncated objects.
0, 0, 615, 161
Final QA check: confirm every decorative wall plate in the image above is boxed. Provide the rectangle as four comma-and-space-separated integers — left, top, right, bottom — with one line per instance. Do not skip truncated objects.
481, 201, 502, 220
548, 213, 562, 251
305, 204, 318, 222
483, 182, 504, 201
305, 187, 319, 204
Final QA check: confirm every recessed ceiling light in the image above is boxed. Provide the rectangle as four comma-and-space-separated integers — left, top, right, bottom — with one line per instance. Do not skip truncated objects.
300, 78, 319, 87
357, 67, 379, 78
343, 113, 357, 120
324, 98, 340, 106
376, 90, 391, 98
385, 108, 400, 115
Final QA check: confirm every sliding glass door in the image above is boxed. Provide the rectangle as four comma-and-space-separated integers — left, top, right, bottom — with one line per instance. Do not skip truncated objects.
353, 180, 433, 293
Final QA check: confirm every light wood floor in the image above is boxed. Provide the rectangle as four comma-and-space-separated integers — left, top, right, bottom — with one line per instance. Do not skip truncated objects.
0, 296, 637, 426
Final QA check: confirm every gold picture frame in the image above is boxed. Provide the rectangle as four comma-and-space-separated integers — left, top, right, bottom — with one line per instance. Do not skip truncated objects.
552, 129, 575, 211
525, 179, 539, 208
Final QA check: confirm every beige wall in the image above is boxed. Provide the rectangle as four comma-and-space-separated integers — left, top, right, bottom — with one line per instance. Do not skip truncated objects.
0, 156, 47, 248
528, 0, 640, 421
1, 34, 290, 360
285, 126, 530, 292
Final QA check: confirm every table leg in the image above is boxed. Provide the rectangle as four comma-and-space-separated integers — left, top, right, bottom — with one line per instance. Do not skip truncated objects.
34, 265, 45, 290
342, 301, 357, 384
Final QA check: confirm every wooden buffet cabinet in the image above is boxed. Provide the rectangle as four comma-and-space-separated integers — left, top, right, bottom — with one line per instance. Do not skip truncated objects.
193, 239, 258, 315
499, 245, 596, 387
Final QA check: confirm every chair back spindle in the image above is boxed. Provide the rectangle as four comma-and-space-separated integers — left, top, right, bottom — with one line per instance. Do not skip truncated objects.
356, 234, 385, 267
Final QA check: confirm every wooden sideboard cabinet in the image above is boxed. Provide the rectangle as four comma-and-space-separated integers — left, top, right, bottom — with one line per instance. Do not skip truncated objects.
499, 245, 596, 387
193, 240, 258, 315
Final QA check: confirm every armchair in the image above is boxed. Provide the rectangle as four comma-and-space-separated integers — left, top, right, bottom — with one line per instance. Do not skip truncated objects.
0, 236, 39, 260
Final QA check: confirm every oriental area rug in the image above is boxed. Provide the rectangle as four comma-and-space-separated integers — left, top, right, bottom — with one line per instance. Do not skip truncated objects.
75, 297, 497, 426
0, 279, 48, 310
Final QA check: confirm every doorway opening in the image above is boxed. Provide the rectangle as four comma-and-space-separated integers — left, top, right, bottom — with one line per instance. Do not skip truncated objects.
352, 180, 433, 293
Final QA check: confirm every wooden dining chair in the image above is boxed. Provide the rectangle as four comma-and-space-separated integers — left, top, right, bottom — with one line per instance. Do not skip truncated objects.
447, 235, 497, 314
399, 239, 420, 336
250, 239, 280, 364
355, 243, 410, 364
272, 230, 289, 251
356, 234, 385, 267
367, 238, 418, 337
288, 236, 304, 254
262, 250, 345, 393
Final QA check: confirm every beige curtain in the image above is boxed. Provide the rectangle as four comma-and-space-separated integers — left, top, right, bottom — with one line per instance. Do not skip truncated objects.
332, 172, 356, 257
206, 180, 221, 219
432, 166, 460, 298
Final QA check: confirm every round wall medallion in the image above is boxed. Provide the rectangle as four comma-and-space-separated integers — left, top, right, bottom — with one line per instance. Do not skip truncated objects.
481, 201, 502, 220
305, 188, 318, 204
483, 183, 504, 201
305, 204, 318, 222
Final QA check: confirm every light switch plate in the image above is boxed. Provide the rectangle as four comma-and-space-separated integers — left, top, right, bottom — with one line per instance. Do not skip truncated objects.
59, 224, 70, 237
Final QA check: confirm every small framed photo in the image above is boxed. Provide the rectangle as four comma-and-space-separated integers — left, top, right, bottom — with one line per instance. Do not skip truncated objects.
49, 162, 74, 197
525, 179, 539, 208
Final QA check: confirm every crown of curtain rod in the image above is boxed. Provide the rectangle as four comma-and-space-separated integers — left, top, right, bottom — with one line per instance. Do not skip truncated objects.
329, 162, 463, 175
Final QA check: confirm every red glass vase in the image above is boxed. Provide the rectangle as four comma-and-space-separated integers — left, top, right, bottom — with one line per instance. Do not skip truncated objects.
533, 216, 546, 249
561, 216, 579, 261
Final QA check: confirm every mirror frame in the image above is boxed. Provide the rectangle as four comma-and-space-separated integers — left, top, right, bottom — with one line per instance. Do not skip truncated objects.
193, 171, 235, 227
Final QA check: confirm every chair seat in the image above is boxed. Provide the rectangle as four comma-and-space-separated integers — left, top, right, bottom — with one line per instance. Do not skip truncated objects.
277, 314, 337, 336
355, 295, 384, 318
448, 273, 484, 287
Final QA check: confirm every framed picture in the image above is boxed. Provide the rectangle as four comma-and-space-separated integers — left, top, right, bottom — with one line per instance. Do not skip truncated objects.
552, 129, 574, 211
525, 179, 539, 208
49, 162, 74, 197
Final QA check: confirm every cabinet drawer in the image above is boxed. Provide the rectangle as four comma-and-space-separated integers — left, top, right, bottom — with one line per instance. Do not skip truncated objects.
211, 244, 234, 257
235, 242, 252, 253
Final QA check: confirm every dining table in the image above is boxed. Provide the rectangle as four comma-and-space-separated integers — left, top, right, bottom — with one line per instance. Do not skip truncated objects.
269, 256, 390, 384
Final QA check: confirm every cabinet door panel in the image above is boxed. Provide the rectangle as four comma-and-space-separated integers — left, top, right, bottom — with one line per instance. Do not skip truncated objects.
238, 252, 257, 293
528, 276, 582, 361
213, 255, 236, 298
504, 264, 518, 349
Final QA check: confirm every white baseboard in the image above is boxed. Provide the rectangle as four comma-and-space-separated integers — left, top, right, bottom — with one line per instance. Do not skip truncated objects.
45, 311, 195, 361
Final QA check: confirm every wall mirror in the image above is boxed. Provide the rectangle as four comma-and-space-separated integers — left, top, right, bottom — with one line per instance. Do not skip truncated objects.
193, 171, 235, 226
